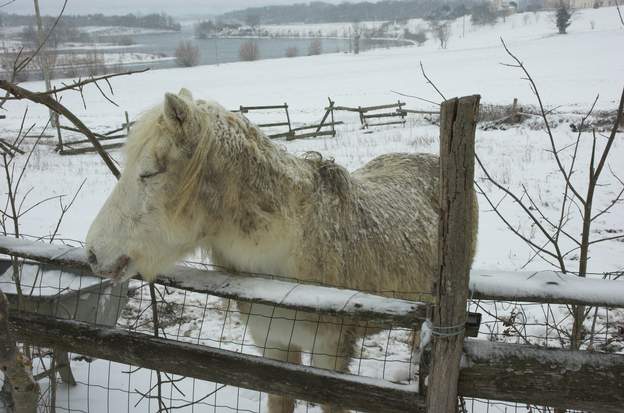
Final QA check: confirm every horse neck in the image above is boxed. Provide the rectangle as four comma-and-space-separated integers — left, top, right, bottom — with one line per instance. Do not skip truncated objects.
202, 123, 315, 223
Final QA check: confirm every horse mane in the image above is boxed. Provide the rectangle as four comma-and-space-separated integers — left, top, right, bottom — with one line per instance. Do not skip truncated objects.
173, 123, 212, 219
302, 151, 352, 199
126, 100, 355, 221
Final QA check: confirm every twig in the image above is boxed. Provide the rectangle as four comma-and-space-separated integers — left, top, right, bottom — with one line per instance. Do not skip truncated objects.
475, 180, 559, 262
13, 0, 68, 75
419, 61, 446, 102
389, 90, 441, 106
49, 179, 87, 242
476, 155, 567, 270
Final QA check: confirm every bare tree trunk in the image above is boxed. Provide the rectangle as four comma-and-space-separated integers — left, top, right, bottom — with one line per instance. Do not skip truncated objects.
0, 290, 39, 413
33, 0, 57, 128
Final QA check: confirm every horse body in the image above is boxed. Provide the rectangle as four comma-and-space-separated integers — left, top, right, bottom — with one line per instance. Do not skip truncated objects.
86, 89, 476, 413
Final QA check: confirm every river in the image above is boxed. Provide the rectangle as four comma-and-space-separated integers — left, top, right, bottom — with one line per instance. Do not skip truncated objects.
119, 29, 409, 69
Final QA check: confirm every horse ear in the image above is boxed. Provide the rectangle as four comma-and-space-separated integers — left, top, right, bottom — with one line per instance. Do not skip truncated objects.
178, 88, 193, 100
164, 93, 191, 126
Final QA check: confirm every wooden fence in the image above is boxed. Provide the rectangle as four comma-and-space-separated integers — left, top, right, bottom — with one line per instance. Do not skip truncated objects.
50, 99, 437, 156
56, 111, 132, 155
235, 100, 343, 140
2, 94, 624, 412
332, 101, 409, 129
2, 233, 624, 411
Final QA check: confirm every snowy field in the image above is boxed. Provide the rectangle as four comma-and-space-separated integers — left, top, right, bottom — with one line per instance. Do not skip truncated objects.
1, 6, 623, 413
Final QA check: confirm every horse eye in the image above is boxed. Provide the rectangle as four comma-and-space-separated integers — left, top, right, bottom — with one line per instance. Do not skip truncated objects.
139, 167, 166, 180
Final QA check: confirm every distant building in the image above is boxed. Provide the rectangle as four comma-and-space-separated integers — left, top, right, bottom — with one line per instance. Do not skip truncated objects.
491, 0, 519, 13
544, 0, 617, 8
491, 0, 519, 10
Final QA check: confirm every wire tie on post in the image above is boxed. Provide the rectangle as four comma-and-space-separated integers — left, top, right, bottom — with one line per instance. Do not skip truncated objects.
430, 322, 465, 337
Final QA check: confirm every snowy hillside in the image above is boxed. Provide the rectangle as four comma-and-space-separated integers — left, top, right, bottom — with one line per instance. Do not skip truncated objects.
0, 5, 623, 413
259, 5, 622, 44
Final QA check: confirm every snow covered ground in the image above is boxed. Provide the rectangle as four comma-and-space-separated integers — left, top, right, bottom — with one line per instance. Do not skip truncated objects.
1, 5, 623, 413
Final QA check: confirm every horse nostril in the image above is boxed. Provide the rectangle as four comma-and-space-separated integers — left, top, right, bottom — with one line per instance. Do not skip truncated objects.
87, 249, 98, 266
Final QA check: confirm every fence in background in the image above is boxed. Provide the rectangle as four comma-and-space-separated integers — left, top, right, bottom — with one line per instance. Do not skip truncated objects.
56, 111, 132, 155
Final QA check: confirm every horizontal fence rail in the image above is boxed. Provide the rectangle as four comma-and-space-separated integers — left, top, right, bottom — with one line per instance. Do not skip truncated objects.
469, 269, 624, 307
9, 309, 623, 413
0, 237, 433, 328
461, 339, 624, 412
9, 310, 425, 413
2, 236, 622, 310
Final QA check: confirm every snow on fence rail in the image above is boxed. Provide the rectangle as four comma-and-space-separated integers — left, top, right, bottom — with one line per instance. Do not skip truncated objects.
0, 235, 480, 331
2, 235, 622, 311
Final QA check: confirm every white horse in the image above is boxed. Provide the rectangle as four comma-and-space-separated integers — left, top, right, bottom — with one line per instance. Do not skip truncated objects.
86, 89, 477, 413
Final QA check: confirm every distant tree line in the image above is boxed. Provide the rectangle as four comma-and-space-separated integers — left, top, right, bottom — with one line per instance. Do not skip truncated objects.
0, 12, 181, 31
220, 0, 480, 25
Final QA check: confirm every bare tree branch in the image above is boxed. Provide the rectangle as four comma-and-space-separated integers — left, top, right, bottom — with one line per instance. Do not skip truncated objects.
0, 0, 17, 8
49, 179, 87, 242
591, 167, 624, 222
475, 180, 560, 262
500, 37, 587, 206
617, 0, 624, 27
476, 155, 567, 269
13, 0, 68, 74
0, 81, 121, 178
1, 70, 148, 102
419, 61, 446, 102
390, 90, 441, 106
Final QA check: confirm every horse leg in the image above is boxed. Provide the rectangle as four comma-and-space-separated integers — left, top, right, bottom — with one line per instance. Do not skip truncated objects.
237, 301, 301, 413
265, 347, 301, 413
310, 326, 359, 413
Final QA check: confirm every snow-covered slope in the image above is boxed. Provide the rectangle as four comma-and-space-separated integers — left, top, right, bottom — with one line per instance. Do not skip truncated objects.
0, 6, 622, 413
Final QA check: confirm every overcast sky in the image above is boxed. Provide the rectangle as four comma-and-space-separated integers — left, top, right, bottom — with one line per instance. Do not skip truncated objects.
5, 0, 353, 17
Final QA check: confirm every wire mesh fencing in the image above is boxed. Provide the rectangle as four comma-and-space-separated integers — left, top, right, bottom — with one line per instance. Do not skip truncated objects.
461, 272, 624, 413
1, 237, 623, 413
1, 253, 430, 413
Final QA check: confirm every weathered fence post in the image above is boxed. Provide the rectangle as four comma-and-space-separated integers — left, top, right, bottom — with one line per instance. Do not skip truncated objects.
328, 97, 336, 136
284, 102, 293, 136
511, 98, 519, 123
426, 95, 480, 413
0, 290, 39, 413
124, 111, 131, 135
55, 114, 64, 154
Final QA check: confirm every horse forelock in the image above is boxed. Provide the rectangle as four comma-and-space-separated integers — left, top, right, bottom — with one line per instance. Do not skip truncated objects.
123, 100, 220, 221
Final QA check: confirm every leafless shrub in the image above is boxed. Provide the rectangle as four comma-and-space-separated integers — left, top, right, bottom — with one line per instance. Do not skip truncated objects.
175, 40, 200, 67
523, 13, 532, 25
308, 38, 322, 56
430, 21, 451, 49
477, 40, 624, 353
285, 46, 299, 58
239, 40, 259, 61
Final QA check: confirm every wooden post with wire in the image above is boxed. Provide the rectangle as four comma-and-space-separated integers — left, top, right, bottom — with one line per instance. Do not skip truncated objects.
511, 98, 519, 123
425, 94, 480, 413
124, 111, 131, 135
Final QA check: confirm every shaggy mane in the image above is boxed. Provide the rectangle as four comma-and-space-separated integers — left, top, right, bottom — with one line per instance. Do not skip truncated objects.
124, 102, 215, 219
303, 151, 352, 199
